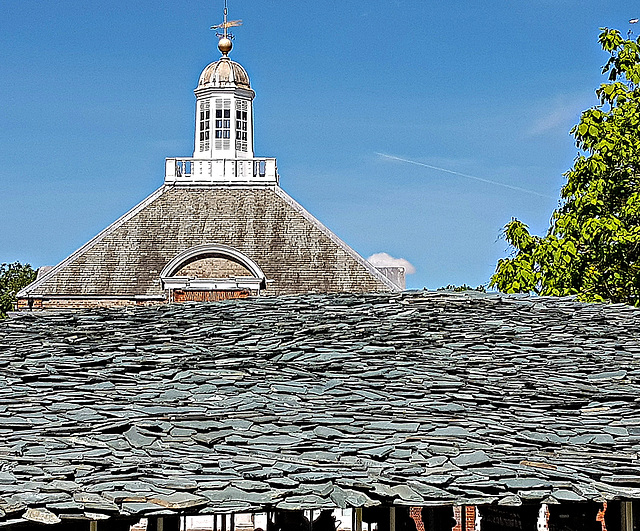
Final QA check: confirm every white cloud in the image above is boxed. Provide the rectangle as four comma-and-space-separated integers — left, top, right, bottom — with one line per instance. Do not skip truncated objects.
367, 252, 416, 274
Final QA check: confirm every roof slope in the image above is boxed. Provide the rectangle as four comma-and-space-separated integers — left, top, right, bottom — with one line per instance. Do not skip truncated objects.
1, 292, 640, 524
19, 185, 395, 299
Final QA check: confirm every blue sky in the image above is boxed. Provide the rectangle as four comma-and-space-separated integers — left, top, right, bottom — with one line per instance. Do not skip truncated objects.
1, 0, 638, 290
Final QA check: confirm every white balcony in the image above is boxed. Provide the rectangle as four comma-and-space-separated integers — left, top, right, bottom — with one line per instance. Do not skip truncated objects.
165, 157, 279, 186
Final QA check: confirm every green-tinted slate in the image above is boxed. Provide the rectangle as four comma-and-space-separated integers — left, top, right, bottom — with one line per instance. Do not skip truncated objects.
0, 291, 640, 524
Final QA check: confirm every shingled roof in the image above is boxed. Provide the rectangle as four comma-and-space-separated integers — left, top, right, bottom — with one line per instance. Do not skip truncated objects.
1, 291, 640, 526
18, 186, 395, 305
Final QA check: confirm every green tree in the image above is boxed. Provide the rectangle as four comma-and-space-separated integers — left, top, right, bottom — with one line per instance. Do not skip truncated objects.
0, 262, 37, 318
491, 28, 640, 304
438, 284, 486, 293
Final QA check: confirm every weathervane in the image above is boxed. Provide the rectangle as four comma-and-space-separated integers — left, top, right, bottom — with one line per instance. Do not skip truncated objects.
211, 0, 242, 56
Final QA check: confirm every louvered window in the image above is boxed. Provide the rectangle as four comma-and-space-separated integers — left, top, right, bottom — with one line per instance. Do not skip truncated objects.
214, 99, 231, 150
199, 100, 210, 152
235, 100, 248, 152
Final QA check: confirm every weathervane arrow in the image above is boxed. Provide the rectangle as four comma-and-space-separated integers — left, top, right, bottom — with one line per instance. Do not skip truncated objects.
211, 20, 242, 30
211, 0, 242, 40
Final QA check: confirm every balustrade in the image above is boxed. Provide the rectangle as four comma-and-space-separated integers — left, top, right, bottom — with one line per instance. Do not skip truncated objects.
165, 157, 278, 185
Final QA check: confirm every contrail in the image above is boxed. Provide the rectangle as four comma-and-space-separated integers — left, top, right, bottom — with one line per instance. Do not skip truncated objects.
376, 152, 554, 199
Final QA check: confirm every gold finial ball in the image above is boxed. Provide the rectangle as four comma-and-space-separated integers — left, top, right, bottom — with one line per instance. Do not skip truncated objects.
218, 37, 233, 55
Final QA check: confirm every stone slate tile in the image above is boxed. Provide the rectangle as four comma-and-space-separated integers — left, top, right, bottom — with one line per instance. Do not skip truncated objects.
277, 495, 335, 510
3, 292, 640, 521
72, 493, 118, 512
551, 489, 586, 501
0, 500, 25, 517
23, 508, 60, 525
451, 450, 491, 467
147, 492, 209, 509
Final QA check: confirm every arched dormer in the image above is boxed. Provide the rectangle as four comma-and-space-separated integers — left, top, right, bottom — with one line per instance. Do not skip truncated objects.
161, 244, 267, 301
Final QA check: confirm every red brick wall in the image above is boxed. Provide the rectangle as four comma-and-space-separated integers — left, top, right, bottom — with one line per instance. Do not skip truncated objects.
172, 289, 250, 302
453, 507, 462, 531
465, 507, 476, 531
409, 507, 424, 531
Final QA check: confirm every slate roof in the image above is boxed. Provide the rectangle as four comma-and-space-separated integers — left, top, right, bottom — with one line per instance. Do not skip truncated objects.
1, 291, 640, 526
18, 186, 395, 301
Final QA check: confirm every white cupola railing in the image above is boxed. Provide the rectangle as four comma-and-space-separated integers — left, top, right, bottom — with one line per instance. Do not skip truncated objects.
165, 157, 278, 186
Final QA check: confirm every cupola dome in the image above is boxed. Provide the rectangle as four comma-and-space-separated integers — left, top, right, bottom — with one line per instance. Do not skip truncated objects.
198, 57, 251, 89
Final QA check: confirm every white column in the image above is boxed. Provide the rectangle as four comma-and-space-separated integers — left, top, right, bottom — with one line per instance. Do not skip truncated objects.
389, 507, 396, 531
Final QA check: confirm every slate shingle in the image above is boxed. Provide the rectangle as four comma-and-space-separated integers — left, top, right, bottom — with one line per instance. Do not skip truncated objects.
1, 291, 640, 524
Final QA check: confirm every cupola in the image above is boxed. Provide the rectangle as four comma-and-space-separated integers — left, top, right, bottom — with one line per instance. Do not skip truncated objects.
192, 19, 255, 160
165, 4, 278, 187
